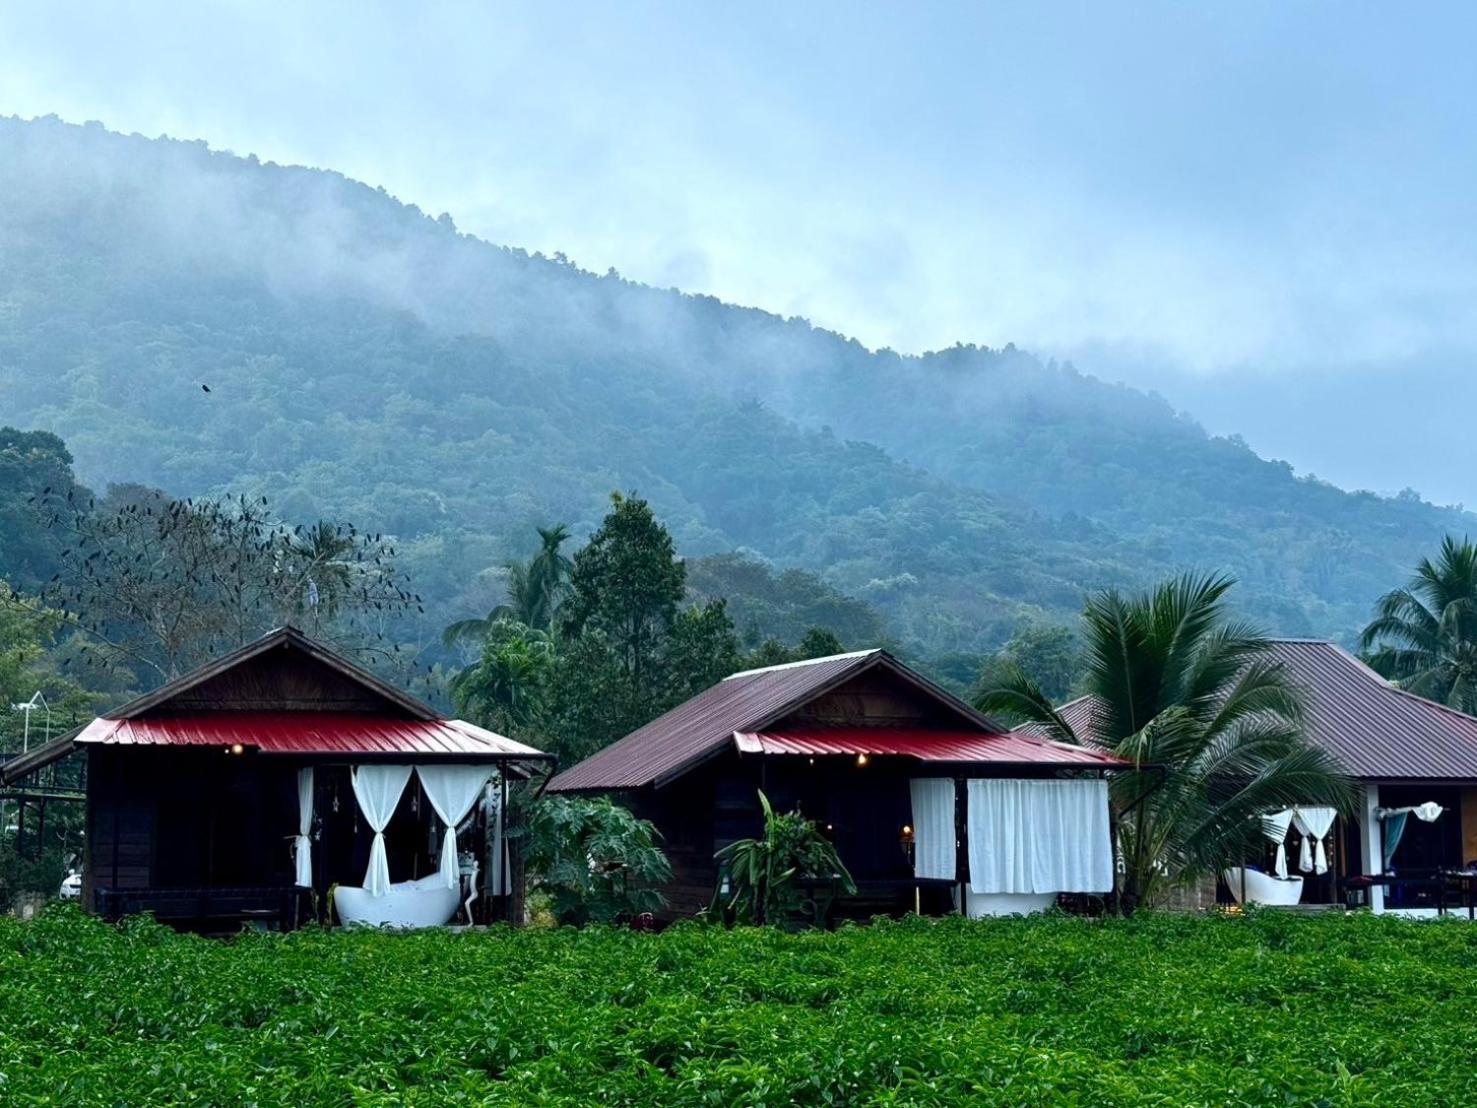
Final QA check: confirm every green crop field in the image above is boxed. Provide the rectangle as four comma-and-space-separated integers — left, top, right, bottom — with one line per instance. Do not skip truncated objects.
3, 906, 1476, 1105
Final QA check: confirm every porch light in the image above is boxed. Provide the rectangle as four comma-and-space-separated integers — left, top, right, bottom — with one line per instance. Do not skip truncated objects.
856, 753, 869, 767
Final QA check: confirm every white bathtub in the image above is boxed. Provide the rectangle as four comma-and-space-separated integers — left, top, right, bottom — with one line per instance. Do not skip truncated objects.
1223, 868, 1304, 907
965, 890, 1058, 917
335, 874, 462, 928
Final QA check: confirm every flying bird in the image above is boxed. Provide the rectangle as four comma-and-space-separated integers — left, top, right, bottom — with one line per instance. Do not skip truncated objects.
201, 384, 212, 393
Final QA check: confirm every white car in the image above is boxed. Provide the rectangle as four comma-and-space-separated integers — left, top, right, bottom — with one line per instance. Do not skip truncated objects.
58, 872, 82, 900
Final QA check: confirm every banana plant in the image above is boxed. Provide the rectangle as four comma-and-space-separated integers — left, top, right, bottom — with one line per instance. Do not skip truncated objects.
712, 791, 856, 926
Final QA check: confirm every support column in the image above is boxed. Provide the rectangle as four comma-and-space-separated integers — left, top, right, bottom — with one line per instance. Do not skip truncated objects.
1362, 783, 1383, 914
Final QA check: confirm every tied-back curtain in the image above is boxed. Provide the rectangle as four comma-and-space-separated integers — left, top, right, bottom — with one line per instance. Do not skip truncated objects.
351, 764, 414, 898
1260, 809, 1295, 878
295, 767, 315, 887
1292, 806, 1337, 875
1383, 811, 1410, 871
416, 765, 492, 890
1376, 803, 1445, 871
909, 778, 956, 881
966, 778, 1112, 895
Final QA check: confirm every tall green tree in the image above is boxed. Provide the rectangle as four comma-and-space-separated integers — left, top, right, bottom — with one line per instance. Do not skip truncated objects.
0, 582, 96, 897
1360, 535, 1477, 712
976, 621, 1080, 705
662, 599, 742, 705
444, 524, 573, 648
977, 573, 1352, 909
560, 494, 685, 695
0, 428, 80, 595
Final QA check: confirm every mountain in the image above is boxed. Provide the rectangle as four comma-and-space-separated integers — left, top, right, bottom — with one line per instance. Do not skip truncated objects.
0, 115, 1469, 658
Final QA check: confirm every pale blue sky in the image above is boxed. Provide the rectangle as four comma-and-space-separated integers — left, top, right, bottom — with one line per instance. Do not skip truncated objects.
3, 3, 1476, 500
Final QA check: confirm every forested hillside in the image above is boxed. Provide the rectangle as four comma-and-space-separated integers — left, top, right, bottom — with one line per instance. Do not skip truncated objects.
0, 116, 1468, 656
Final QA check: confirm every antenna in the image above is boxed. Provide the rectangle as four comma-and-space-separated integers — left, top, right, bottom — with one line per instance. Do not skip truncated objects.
11, 691, 51, 754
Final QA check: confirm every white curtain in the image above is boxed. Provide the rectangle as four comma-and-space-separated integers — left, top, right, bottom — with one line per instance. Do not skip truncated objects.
966, 778, 1113, 894
351, 764, 413, 898
295, 767, 315, 887
1292, 806, 1337, 875
1261, 809, 1295, 878
417, 765, 492, 890
909, 778, 956, 881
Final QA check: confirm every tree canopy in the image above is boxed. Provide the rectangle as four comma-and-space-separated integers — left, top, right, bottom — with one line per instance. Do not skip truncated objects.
1360, 535, 1477, 711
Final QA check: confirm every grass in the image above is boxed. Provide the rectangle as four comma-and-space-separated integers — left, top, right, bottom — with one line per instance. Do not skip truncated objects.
4, 906, 1477, 1105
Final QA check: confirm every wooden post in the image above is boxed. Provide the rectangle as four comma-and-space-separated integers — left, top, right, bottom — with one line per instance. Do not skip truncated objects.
506, 776, 526, 926
954, 776, 968, 915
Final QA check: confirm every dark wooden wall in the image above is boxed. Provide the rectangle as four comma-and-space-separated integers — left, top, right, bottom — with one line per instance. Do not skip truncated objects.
780, 670, 966, 729
149, 651, 410, 715
87, 748, 300, 897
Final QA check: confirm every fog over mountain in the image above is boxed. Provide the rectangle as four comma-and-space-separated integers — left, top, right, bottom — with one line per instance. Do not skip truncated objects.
5, 5, 1475, 507
1, 116, 1471, 666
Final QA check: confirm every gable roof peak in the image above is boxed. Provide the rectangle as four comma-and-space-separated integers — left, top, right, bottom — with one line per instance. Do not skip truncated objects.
103, 626, 438, 722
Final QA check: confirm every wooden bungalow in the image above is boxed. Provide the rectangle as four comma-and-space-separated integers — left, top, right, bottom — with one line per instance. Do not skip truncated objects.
549, 649, 1129, 922
1054, 639, 1477, 916
0, 627, 553, 932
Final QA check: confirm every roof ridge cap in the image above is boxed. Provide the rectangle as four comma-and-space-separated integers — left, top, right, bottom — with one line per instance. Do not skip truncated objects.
1382, 682, 1477, 725
721, 648, 882, 681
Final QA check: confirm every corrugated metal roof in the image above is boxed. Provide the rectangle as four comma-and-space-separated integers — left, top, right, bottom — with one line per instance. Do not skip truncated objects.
1034, 640, 1477, 782
1266, 640, 1477, 780
734, 727, 1127, 766
74, 712, 548, 761
549, 649, 1003, 792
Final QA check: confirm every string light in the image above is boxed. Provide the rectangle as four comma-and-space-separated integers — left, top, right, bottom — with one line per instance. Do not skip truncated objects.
228, 743, 244, 755
856, 753, 869, 767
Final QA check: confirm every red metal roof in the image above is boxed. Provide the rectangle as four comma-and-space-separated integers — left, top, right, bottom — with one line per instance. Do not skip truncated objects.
734, 727, 1128, 766
74, 713, 548, 761
549, 650, 1005, 792
549, 651, 885, 791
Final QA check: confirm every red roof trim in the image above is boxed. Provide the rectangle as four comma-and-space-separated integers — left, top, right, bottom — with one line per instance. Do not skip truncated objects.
733, 727, 1129, 766
74, 712, 551, 761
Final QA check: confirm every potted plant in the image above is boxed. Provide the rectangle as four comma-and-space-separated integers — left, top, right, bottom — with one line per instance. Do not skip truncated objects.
712, 791, 856, 928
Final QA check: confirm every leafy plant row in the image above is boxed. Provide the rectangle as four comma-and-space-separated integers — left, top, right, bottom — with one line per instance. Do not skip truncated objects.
5, 907, 1477, 1105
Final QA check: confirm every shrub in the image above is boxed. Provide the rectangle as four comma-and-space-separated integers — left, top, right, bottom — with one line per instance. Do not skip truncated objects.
522, 794, 672, 926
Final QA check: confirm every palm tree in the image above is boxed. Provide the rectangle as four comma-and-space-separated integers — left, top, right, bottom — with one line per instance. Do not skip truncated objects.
1360, 535, 1477, 712
443, 524, 573, 648
977, 572, 1352, 909
449, 620, 557, 735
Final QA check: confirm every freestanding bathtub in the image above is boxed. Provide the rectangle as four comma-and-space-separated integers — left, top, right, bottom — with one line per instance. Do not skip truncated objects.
964, 890, 1058, 917
1222, 867, 1304, 907
335, 874, 462, 928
